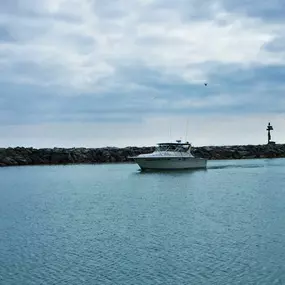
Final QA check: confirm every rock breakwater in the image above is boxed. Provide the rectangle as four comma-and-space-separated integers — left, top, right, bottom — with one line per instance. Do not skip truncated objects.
0, 144, 285, 167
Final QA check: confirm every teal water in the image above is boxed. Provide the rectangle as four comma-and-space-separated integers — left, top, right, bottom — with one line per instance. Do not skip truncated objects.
1, 159, 285, 284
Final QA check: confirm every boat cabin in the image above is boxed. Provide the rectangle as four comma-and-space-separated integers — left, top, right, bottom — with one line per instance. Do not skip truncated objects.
156, 141, 191, 153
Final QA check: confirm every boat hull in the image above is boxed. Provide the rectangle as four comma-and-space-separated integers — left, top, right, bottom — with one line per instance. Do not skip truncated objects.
133, 157, 207, 170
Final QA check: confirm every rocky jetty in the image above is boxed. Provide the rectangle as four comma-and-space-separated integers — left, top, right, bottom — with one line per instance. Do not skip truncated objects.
0, 144, 285, 167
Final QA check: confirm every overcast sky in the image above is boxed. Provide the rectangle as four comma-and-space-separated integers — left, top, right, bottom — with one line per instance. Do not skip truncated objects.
1, 0, 285, 148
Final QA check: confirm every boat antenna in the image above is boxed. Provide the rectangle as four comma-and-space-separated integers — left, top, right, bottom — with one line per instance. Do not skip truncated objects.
185, 118, 189, 142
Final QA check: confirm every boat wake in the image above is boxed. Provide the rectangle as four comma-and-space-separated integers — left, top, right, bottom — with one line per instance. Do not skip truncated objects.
208, 165, 264, 170
208, 158, 285, 170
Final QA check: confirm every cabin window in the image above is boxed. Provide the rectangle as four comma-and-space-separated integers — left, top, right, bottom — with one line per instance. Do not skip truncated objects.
156, 144, 190, 152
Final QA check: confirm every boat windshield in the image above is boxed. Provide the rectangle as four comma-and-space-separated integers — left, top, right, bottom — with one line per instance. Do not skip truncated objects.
156, 144, 190, 152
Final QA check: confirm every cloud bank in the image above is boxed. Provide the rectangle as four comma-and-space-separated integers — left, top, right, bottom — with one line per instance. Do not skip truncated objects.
0, 0, 285, 146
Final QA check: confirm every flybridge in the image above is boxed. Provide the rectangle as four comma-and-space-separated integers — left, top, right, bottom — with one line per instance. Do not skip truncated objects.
157, 142, 190, 146
157, 140, 191, 146
156, 141, 192, 153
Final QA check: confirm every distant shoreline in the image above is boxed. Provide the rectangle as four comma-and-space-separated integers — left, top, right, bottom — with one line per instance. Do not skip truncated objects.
1, 144, 285, 167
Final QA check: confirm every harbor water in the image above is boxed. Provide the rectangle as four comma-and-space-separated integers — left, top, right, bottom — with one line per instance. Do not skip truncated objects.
1, 158, 285, 284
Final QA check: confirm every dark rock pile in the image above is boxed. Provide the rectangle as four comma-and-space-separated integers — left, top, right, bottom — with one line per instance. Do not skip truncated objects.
192, 144, 285, 160
0, 146, 154, 167
0, 144, 285, 167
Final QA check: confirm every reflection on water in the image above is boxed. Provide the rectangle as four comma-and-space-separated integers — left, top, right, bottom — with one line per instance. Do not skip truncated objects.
136, 168, 208, 175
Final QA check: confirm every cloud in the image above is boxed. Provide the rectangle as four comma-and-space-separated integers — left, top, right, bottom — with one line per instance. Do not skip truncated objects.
1, 0, 284, 89
221, 0, 285, 22
1, 0, 285, 146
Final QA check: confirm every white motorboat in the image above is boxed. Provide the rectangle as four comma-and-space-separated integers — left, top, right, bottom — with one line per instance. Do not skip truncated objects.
130, 140, 207, 171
